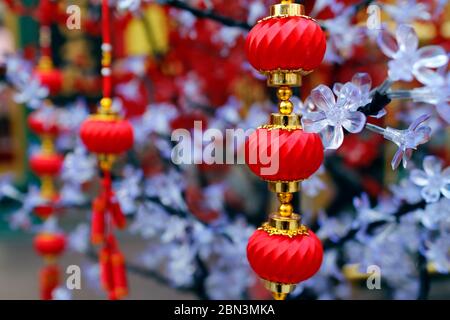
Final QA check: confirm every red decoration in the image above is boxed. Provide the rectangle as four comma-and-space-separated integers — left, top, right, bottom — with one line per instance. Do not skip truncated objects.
245, 128, 324, 181
33, 233, 66, 258
246, 16, 326, 73
99, 235, 128, 300
39, 265, 60, 300
30, 153, 63, 177
28, 111, 61, 136
80, 118, 134, 155
247, 229, 323, 284
35, 68, 63, 96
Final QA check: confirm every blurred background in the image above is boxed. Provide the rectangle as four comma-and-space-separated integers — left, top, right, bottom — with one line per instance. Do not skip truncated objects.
0, 0, 449, 300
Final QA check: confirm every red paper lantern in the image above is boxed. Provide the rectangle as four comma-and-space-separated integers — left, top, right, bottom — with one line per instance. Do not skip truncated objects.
35, 68, 63, 96
28, 111, 60, 136
246, 16, 326, 73
247, 228, 323, 285
245, 128, 324, 182
80, 118, 134, 155
33, 233, 66, 257
30, 153, 63, 177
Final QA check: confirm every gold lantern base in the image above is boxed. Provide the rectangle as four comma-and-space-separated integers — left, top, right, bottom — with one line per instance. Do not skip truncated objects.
262, 279, 296, 300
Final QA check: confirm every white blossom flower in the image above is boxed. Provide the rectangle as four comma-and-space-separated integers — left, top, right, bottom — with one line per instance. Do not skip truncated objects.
68, 223, 90, 253
302, 83, 366, 149
377, 24, 448, 84
416, 198, 450, 230
302, 166, 326, 197
116, 166, 143, 214
425, 234, 450, 273
410, 71, 450, 123
410, 156, 450, 203
62, 146, 97, 184
382, 0, 431, 24
390, 178, 422, 205
323, 10, 364, 62
381, 114, 432, 170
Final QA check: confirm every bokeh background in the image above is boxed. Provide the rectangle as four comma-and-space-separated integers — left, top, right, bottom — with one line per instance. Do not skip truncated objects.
0, 0, 449, 300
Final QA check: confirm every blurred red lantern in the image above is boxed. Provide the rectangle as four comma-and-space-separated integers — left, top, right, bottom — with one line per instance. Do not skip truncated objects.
28, 111, 61, 136
245, 128, 323, 182
246, 15, 326, 75
30, 153, 63, 177
35, 68, 63, 96
33, 233, 66, 258
247, 228, 323, 291
80, 117, 134, 155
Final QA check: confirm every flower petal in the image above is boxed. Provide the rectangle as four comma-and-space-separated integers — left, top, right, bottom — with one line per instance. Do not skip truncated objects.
436, 103, 450, 124
342, 111, 366, 133
391, 149, 403, 170
408, 113, 430, 131
396, 24, 418, 53
377, 28, 398, 58
352, 73, 372, 93
338, 83, 361, 111
415, 45, 449, 69
310, 85, 336, 112
301, 111, 329, 133
421, 185, 441, 203
423, 155, 443, 176
322, 125, 344, 150
410, 169, 429, 186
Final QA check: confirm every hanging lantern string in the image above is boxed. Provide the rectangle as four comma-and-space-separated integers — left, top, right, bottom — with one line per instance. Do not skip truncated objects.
101, 0, 113, 104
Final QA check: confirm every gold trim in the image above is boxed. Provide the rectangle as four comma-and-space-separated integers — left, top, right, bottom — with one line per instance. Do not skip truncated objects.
89, 114, 120, 122
98, 154, 116, 171
270, 2, 304, 18
262, 279, 296, 298
268, 213, 301, 231
267, 181, 300, 193
259, 222, 308, 237
264, 70, 305, 87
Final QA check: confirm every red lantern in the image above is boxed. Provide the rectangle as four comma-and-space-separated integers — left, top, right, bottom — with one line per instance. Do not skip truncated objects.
80, 117, 134, 155
28, 111, 61, 136
245, 2, 326, 87
33, 233, 66, 258
246, 16, 326, 73
245, 128, 324, 182
35, 68, 63, 96
247, 229, 323, 285
30, 153, 63, 177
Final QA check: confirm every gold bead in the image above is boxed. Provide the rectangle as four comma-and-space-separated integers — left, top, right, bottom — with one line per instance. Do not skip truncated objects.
277, 192, 293, 204
279, 204, 293, 217
277, 86, 292, 101
279, 100, 293, 115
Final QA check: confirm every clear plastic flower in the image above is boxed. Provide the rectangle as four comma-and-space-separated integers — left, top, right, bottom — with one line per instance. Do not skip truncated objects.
302, 83, 366, 149
384, 114, 432, 170
382, 0, 431, 24
377, 24, 448, 84
410, 155, 450, 203
410, 71, 450, 123
14, 77, 49, 108
323, 9, 364, 62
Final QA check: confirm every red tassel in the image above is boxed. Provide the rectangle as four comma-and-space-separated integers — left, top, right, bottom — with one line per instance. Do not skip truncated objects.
112, 250, 128, 299
99, 246, 114, 292
91, 196, 106, 245
40, 265, 59, 300
109, 194, 126, 229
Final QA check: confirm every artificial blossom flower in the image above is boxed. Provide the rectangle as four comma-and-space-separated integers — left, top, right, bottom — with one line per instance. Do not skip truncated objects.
410, 71, 450, 123
410, 156, 450, 203
382, 0, 431, 24
377, 24, 448, 84
302, 83, 366, 149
